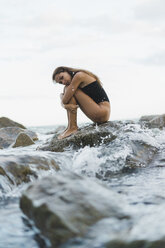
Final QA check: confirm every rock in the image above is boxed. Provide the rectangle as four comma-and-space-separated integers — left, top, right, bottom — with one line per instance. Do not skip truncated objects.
0, 127, 38, 149
0, 116, 26, 129
20, 171, 129, 247
139, 114, 165, 129
12, 132, 34, 148
124, 140, 158, 171
139, 115, 159, 122
104, 204, 165, 247
0, 153, 59, 187
106, 240, 165, 248
148, 114, 165, 129
39, 122, 118, 152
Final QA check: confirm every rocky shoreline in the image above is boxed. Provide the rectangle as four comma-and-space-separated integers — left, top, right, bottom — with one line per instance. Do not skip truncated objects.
1, 114, 165, 247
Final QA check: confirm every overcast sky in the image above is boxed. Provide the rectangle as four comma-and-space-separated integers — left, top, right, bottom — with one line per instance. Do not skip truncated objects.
0, 0, 165, 126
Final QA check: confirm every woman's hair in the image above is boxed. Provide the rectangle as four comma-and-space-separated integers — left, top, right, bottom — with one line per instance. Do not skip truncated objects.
52, 66, 102, 85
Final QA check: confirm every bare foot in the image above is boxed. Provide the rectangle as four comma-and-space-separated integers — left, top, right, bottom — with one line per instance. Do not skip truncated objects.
58, 127, 78, 140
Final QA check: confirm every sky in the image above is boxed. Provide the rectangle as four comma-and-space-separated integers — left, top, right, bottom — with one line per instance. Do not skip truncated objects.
0, 0, 165, 126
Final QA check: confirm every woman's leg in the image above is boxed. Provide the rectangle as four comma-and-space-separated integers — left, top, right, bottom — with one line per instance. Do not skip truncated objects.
74, 89, 110, 123
58, 96, 78, 139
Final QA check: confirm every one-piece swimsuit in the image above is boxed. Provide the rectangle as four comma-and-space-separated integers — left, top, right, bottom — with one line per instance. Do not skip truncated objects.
81, 81, 109, 104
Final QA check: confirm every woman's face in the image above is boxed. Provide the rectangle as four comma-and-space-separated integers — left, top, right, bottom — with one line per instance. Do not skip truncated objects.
55, 72, 72, 86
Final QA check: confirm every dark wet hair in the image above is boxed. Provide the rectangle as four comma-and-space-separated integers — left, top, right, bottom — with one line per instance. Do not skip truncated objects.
52, 66, 102, 85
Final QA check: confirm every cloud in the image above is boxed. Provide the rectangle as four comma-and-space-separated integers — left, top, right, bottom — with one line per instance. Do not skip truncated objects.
131, 0, 165, 38
74, 15, 133, 34
133, 51, 165, 66
134, 0, 165, 21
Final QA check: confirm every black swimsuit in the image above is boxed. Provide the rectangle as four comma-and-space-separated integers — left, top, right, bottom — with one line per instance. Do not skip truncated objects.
81, 81, 109, 104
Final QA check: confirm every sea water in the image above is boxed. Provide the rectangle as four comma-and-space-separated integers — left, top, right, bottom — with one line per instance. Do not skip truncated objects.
0, 123, 165, 248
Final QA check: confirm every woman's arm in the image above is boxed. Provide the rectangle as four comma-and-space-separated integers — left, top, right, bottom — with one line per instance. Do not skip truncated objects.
62, 72, 83, 104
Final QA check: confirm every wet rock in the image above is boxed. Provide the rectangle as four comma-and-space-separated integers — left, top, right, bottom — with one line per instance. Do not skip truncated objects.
12, 132, 35, 148
106, 240, 165, 248
0, 153, 59, 187
20, 171, 129, 247
124, 140, 158, 171
0, 127, 38, 149
62, 201, 165, 248
39, 122, 118, 152
104, 204, 165, 247
139, 115, 158, 122
139, 114, 165, 129
0, 116, 26, 129
148, 114, 165, 129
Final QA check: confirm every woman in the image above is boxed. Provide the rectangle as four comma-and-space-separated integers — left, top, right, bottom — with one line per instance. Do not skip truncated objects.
52, 66, 110, 139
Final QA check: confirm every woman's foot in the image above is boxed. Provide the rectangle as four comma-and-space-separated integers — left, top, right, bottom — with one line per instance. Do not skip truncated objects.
58, 127, 78, 140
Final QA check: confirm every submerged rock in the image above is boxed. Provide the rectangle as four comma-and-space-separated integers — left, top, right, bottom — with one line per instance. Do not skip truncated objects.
0, 127, 38, 149
0, 153, 59, 187
0, 116, 26, 129
20, 171, 129, 247
39, 122, 118, 152
124, 140, 158, 171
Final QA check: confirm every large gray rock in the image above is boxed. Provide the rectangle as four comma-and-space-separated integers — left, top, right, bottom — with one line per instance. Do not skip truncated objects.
20, 171, 129, 247
0, 116, 26, 129
0, 127, 38, 149
39, 122, 119, 152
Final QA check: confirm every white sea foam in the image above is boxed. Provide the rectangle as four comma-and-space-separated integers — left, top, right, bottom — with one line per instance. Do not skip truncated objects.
71, 146, 105, 176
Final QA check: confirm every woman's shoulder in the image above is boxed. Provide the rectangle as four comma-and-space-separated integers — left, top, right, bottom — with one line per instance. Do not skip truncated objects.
74, 71, 95, 82
74, 71, 86, 80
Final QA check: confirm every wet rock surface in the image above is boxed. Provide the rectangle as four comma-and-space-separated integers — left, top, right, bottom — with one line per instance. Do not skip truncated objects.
105, 240, 165, 248
124, 140, 158, 171
39, 115, 165, 154
20, 171, 129, 247
139, 115, 158, 122
0, 153, 59, 187
39, 121, 120, 152
140, 114, 165, 129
